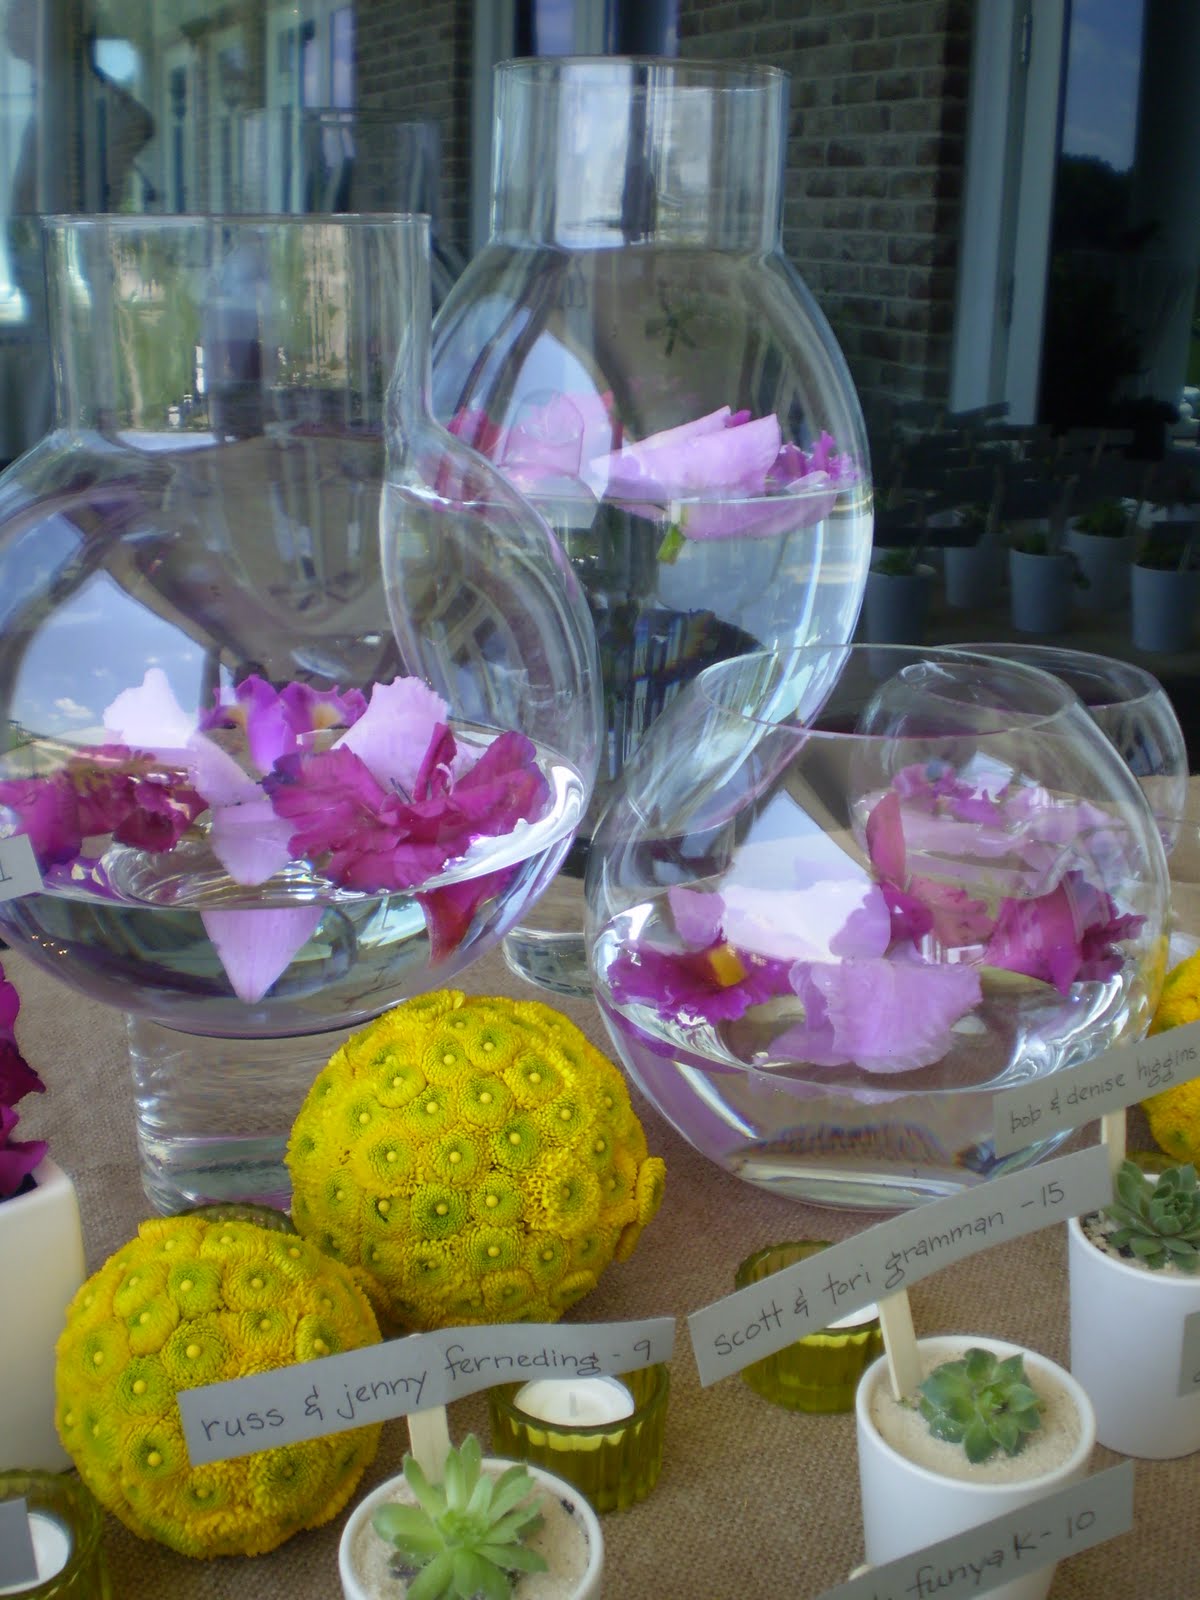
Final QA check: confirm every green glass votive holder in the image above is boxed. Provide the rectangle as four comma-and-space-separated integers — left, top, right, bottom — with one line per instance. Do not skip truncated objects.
487, 1363, 669, 1513
734, 1241, 883, 1413
0, 1472, 110, 1599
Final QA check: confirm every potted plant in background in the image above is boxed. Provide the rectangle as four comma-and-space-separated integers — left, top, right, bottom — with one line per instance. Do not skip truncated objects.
1068, 1158, 1200, 1458
1131, 521, 1200, 652
856, 1336, 1095, 1600
338, 1434, 604, 1600
0, 959, 85, 1471
1066, 497, 1136, 611
863, 530, 935, 644
941, 498, 1005, 611
1007, 521, 1083, 634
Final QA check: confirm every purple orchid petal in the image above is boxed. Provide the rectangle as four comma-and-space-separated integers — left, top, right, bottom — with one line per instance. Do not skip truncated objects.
0, 774, 81, 868
414, 724, 457, 802
880, 882, 935, 944
865, 790, 906, 882
334, 677, 450, 796
419, 867, 516, 964
0, 1037, 43, 1108
238, 676, 297, 773
278, 682, 368, 737
591, 410, 780, 501
608, 935, 793, 1025
0, 1134, 48, 1199
208, 794, 296, 886
782, 957, 982, 1073
499, 392, 616, 489
908, 876, 995, 946
200, 906, 325, 1005
679, 475, 839, 541
667, 886, 726, 948
981, 871, 1144, 995
104, 667, 195, 757
828, 884, 894, 957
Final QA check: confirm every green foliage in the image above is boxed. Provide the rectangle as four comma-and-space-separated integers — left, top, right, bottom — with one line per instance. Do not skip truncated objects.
917, 1347, 1044, 1465
371, 1435, 548, 1600
1074, 499, 1130, 539
1104, 1159, 1200, 1273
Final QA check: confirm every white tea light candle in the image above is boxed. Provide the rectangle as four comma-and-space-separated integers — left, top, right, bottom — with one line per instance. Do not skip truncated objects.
0, 1512, 70, 1596
512, 1377, 636, 1429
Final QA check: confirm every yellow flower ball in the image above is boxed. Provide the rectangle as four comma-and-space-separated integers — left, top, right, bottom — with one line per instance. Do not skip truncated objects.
55, 1214, 382, 1558
288, 991, 666, 1330
1143, 951, 1200, 1163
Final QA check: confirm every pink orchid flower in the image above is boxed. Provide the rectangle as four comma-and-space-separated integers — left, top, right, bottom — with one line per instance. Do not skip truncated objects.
982, 872, 1144, 995
778, 955, 983, 1075
0, 962, 46, 1198
264, 725, 549, 895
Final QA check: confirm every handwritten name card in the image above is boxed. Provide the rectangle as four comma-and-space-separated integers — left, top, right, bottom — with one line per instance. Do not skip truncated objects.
992, 1017, 1200, 1157
0, 834, 42, 903
178, 1316, 674, 1465
813, 1462, 1133, 1600
687, 1144, 1111, 1386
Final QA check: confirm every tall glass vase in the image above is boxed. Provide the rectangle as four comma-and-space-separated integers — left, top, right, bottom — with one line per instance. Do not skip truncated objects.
433, 58, 873, 995
0, 216, 599, 1212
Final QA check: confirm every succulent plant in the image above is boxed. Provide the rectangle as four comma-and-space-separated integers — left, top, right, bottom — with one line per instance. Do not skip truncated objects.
916, 1347, 1044, 1465
1104, 1159, 1200, 1273
372, 1434, 548, 1600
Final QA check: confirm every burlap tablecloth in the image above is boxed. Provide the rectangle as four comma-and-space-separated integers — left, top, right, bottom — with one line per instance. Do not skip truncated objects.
13, 949, 1199, 1599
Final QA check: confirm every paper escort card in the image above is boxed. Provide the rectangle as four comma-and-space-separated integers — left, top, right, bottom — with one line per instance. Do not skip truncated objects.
813, 1462, 1133, 1600
1179, 1309, 1200, 1398
688, 1144, 1111, 1387
178, 1315, 674, 1465
0, 1498, 37, 1590
992, 1016, 1200, 1158
0, 833, 42, 903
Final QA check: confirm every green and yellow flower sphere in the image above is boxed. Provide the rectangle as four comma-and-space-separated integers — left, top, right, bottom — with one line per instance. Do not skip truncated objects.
55, 1214, 382, 1558
1145, 949, 1200, 1163
287, 991, 666, 1330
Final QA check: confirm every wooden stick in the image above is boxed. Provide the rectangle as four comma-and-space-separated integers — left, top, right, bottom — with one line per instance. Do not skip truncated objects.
407, 1405, 452, 1479
878, 1289, 922, 1401
1100, 1109, 1127, 1180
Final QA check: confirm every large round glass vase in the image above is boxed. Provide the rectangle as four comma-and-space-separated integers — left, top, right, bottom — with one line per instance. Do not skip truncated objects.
433, 57, 873, 994
585, 646, 1168, 1209
0, 216, 598, 1213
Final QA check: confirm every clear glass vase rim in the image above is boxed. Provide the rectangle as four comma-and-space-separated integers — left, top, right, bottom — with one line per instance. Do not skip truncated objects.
41, 212, 432, 234
498, 55, 787, 89
693, 644, 1082, 737
962, 642, 1168, 712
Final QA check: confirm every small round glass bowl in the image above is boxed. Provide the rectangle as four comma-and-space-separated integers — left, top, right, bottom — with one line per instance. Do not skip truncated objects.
734, 1241, 883, 1412
487, 1363, 669, 1514
0, 1471, 110, 1599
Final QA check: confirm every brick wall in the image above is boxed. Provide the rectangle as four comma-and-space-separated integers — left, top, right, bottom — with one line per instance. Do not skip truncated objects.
678, 0, 972, 431
353, 0, 473, 260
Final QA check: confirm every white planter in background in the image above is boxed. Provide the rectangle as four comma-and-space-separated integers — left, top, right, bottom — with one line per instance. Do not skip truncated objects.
1065, 524, 1135, 612
943, 543, 1004, 610
864, 563, 934, 644
338, 1456, 604, 1600
0, 1158, 86, 1470
1008, 548, 1072, 634
856, 1335, 1095, 1600
1068, 1214, 1200, 1458
1130, 563, 1200, 652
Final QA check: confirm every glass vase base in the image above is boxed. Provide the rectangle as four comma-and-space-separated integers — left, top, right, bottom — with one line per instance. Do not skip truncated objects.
127, 1015, 356, 1214
502, 873, 591, 997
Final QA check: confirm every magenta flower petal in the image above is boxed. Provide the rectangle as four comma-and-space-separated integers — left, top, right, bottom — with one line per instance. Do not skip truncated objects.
783, 958, 982, 1073
0, 1133, 48, 1198
667, 886, 726, 948
238, 676, 297, 772
983, 872, 1145, 995
0, 774, 81, 867
446, 731, 549, 836
0, 1037, 43, 1108
419, 867, 516, 964
908, 876, 994, 946
413, 724, 457, 802
200, 906, 325, 1005
0, 973, 19, 1030
608, 937, 793, 1025
334, 677, 450, 796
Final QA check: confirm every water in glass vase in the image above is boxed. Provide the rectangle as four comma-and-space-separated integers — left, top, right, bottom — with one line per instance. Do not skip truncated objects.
0, 745, 584, 1212
591, 899, 1131, 1211
503, 493, 872, 994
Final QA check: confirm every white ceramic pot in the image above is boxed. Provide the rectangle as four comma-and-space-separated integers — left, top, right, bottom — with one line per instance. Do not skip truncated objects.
1065, 525, 1134, 612
1130, 564, 1200, 652
864, 563, 934, 644
856, 1335, 1095, 1600
0, 1158, 86, 1470
943, 543, 1004, 610
1008, 548, 1072, 634
338, 1457, 604, 1600
1068, 1214, 1200, 1458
